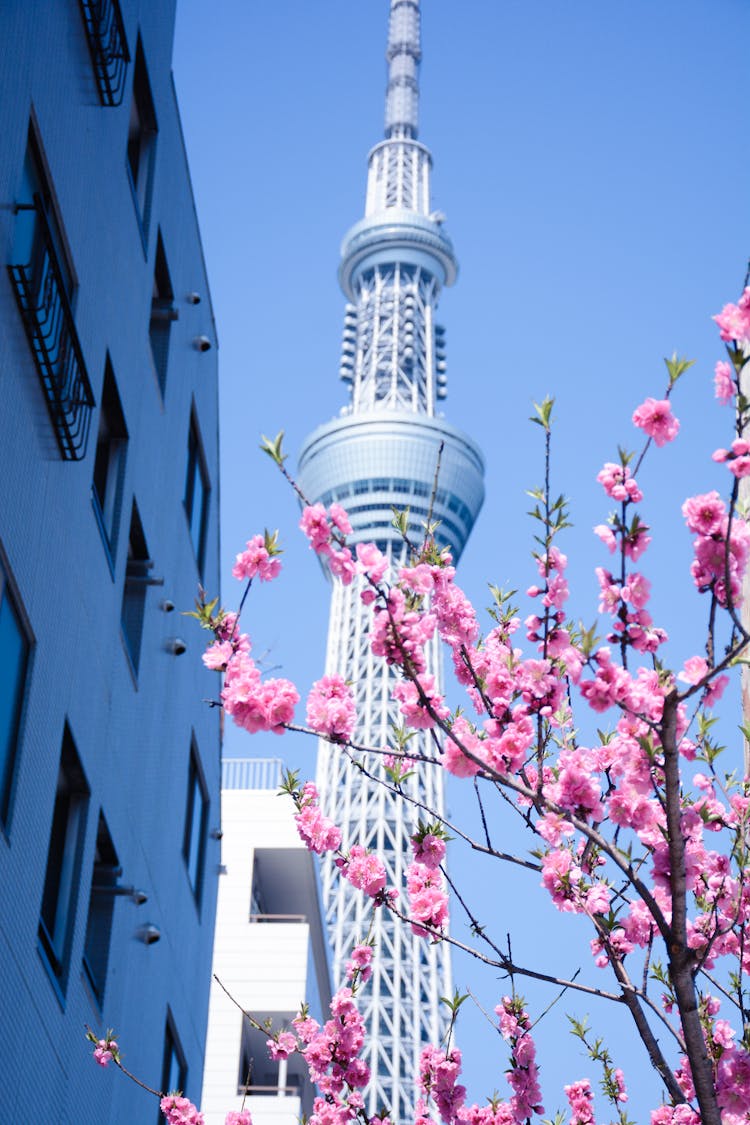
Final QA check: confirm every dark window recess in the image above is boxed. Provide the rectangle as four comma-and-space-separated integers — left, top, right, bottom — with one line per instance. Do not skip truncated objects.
149, 232, 176, 394
0, 559, 31, 826
249, 860, 265, 917
121, 502, 158, 676
92, 356, 128, 563
78, 0, 130, 106
183, 741, 208, 903
160, 1013, 187, 1110
238, 1022, 303, 1096
126, 37, 157, 241
82, 814, 119, 1005
184, 412, 210, 574
8, 129, 94, 461
39, 724, 89, 990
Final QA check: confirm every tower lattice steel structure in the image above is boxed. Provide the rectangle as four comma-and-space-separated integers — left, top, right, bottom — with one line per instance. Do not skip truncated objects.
298, 2, 484, 1119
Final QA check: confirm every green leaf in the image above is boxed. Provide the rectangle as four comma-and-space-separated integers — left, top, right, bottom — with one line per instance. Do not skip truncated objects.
264, 528, 283, 556
664, 352, 694, 386
260, 430, 287, 465
530, 395, 555, 431
391, 506, 411, 537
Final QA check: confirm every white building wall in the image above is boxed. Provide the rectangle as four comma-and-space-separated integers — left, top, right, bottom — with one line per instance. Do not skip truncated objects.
202, 760, 331, 1125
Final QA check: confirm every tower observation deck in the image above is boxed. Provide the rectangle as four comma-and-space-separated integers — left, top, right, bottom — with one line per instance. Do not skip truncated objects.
297, 2, 484, 1118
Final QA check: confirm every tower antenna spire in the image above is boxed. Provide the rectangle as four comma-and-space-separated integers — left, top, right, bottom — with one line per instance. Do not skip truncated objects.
385, 0, 421, 139
298, 1, 484, 1117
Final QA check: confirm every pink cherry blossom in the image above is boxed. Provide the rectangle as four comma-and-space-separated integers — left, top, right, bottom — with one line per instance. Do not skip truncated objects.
225, 1113, 253, 1125
202, 639, 235, 671
232, 535, 281, 583
564, 1078, 595, 1124
300, 503, 332, 551
393, 673, 449, 730
306, 674, 356, 740
221, 652, 299, 734
596, 462, 643, 503
407, 861, 449, 937
356, 541, 388, 584
160, 1096, 205, 1125
412, 833, 446, 869
593, 523, 617, 553
93, 1038, 118, 1067
294, 782, 342, 854
682, 492, 725, 536
632, 397, 680, 446
343, 845, 387, 898
346, 942, 374, 983
442, 717, 484, 777
714, 359, 735, 404
713, 287, 750, 342
267, 1030, 297, 1060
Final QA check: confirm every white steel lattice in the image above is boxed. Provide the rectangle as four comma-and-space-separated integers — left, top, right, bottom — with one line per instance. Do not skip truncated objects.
316, 550, 451, 1123
301, 2, 484, 1120
349, 266, 438, 415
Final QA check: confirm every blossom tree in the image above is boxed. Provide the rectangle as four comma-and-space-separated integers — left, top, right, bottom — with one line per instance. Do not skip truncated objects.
91, 292, 750, 1124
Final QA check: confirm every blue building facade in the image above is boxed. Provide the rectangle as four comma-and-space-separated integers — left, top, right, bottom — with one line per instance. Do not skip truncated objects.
0, 2, 221, 1120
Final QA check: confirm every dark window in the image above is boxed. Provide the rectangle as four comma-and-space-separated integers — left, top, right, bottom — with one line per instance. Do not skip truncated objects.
249, 860, 265, 918
160, 1012, 187, 1108
0, 557, 31, 826
121, 501, 150, 676
92, 357, 128, 566
38, 725, 89, 991
184, 411, 210, 575
13, 128, 74, 300
183, 740, 208, 903
82, 814, 119, 1005
126, 37, 157, 242
78, 0, 130, 107
149, 231, 176, 395
8, 126, 94, 460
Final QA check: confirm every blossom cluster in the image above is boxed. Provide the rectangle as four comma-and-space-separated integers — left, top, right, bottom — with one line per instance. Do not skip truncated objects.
293, 781, 342, 855
406, 831, 449, 938
160, 1096, 205, 1125
148, 291, 750, 1125
300, 502, 357, 583
713, 285, 750, 343
221, 648, 299, 734
683, 490, 750, 606
306, 674, 356, 741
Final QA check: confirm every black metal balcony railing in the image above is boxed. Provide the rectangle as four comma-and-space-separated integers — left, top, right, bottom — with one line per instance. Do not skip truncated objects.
8, 197, 95, 461
78, 0, 130, 107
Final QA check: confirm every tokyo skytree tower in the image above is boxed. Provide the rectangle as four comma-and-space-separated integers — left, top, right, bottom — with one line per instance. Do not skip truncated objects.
297, 2, 484, 1118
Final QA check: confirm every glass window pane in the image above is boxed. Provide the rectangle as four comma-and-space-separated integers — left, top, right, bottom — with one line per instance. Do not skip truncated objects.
0, 590, 27, 816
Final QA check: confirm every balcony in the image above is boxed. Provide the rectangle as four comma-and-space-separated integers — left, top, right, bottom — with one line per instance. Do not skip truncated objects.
222, 757, 283, 791
78, 0, 130, 107
8, 197, 95, 461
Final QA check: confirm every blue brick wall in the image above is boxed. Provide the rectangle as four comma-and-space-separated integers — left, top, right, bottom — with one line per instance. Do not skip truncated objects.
0, 2, 221, 1120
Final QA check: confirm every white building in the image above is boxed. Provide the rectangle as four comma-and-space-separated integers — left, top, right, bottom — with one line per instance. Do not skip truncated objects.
202, 758, 332, 1125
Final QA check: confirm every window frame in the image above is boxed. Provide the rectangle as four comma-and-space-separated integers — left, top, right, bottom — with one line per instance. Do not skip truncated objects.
126, 36, 158, 249
121, 500, 151, 679
38, 723, 90, 998
159, 1010, 188, 1117
0, 548, 33, 830
92, 354, 128, 573
82, 812, 119, 1007
149, 230, 176, 396
8, 122, 94, 461
182, 738, 209, 906
184, 409, 211, 576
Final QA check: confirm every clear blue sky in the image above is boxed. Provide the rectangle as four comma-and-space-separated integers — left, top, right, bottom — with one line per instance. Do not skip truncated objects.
173, 1, 750, 1117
